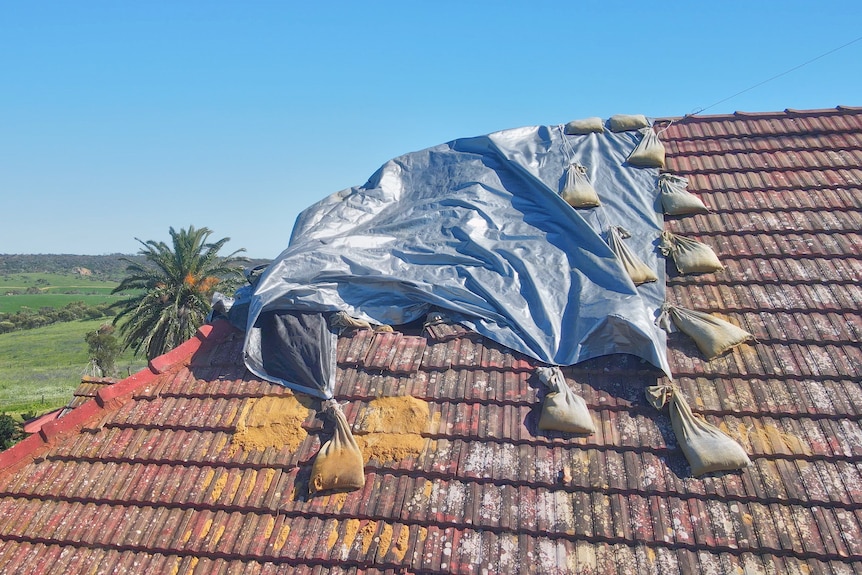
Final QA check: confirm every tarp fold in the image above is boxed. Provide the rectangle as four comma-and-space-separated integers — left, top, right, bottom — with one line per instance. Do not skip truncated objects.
239, 122, 672, 395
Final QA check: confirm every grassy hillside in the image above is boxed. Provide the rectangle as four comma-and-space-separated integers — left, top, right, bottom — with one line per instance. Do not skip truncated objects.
0, 319, 147, 419
0, 272, 125, 314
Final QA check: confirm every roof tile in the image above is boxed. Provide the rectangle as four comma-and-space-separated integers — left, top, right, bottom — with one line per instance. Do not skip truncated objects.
3, 106, 862, 572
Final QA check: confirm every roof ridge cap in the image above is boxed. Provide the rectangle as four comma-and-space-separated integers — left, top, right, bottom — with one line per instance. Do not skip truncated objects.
658, 105, 862, 124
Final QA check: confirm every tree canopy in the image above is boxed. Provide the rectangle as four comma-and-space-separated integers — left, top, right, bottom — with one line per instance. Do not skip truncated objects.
85, 324, 121, 377
112, 226, 246, 360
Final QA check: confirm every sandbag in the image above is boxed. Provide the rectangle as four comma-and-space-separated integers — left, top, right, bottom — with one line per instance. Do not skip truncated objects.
607, 226, 658, 285
627, 127, 666, 168
657, 303, 754, 360
536, 366, 596, 434
646, 385, 751, 476
659, 231, 723, 274
608, 114, 649, 132
564, 117, 605, 135
309, 400, 365, 493
560, 163, 600, 208
658, 174, 709, 215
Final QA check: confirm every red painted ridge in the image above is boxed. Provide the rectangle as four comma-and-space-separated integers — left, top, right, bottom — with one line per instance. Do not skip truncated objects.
0, 321, 231, 478
147, 322, 216, 374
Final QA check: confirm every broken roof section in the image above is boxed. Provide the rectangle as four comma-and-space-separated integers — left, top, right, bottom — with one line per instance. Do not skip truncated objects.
238, 122, 670, 398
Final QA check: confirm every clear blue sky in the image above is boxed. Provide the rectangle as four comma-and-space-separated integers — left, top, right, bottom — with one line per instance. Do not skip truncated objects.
2, 1, 860, 258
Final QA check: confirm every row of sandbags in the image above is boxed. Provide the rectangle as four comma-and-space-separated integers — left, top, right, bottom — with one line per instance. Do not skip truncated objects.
543, 115, 753, 476
535, 363, 751, 477
310, 116, 753, 494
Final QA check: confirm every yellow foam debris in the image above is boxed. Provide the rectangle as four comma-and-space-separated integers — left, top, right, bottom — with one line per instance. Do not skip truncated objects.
353, 396, 431, 463
645, 547, 657, 564
356, 432, 427, 464
392, 525, 411, 562
376, 523, 394, 562
361, 521, 377, 554
230, 394, 310, 454
210, 473, 227, 502
326, 520, 340, 550
356, 396, 430, 434
343, 518, 361, 551
331, 491, 348, 511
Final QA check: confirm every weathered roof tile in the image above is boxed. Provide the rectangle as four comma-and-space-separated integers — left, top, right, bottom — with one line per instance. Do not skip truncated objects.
1, 107, 862, 572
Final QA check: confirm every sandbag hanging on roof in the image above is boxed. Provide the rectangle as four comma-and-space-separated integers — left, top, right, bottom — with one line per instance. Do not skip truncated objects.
658, 174, 709, 215
564, 117, 605, 135
607, 226, 658, 286
609, 114, 649, 132
561, 163, 601, 208
659, 230, 723, 274
657, 303, 754, 360
536, 366, 596, 434
310, 399, 366, 493
627, 127, 666, 168
646, 384, 751, 476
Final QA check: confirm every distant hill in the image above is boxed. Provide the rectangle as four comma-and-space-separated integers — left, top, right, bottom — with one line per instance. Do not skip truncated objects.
0, 254, 145, 281
0, 254, 270, 282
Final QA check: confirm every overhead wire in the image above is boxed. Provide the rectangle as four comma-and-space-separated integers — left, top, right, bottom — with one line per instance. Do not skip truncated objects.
686, 34, 862, 118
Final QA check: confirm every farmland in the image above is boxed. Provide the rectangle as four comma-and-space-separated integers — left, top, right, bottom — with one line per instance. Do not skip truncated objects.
0, 319, 147, 418
0, 272, 125, 313
0, 254, 261, 423
0, 262, 147, 419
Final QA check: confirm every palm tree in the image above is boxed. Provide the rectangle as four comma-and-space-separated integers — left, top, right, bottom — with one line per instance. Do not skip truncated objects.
112, 226, 247, 360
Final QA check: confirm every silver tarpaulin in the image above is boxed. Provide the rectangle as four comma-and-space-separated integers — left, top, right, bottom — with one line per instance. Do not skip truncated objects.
238, 122, 670, 397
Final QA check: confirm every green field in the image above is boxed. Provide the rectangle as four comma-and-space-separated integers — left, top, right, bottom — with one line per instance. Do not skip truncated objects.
0, 319, 148, 419
0, 294, 125, 314
0, 272, 128, 314
0, 272, 118, 291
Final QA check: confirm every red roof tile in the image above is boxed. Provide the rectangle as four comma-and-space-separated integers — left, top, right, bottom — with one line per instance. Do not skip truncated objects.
0, 107, 861, 573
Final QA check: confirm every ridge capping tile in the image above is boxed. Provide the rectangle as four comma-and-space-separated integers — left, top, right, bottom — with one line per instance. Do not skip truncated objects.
148, 324, 211, 374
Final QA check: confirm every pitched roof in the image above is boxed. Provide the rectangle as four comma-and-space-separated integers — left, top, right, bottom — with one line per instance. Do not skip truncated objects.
0, 106, 860, 573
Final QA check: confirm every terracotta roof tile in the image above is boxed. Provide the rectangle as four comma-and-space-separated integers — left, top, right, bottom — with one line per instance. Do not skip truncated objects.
0, 107, 861, 572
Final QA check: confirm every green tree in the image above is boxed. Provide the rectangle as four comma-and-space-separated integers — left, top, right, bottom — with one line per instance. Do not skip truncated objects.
85, 324, 122, 377
0, 414, 20, 450
112, 226, 246, 360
